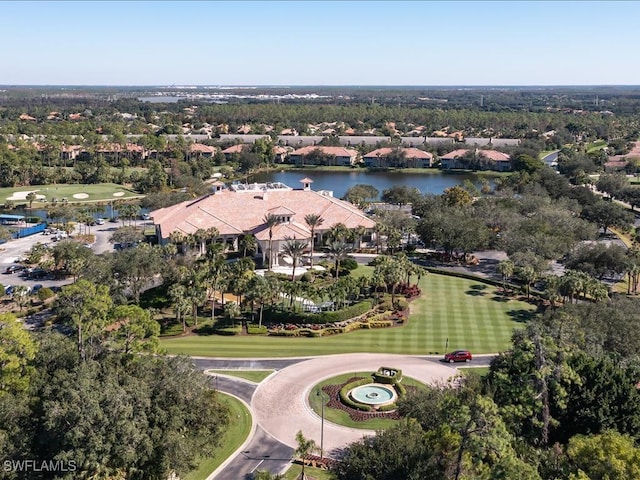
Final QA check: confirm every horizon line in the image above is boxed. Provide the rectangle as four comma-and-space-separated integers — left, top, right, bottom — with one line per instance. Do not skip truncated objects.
2, 84, 640, 89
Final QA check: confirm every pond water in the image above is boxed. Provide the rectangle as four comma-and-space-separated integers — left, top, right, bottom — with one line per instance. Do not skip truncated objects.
250, 169, 494, 199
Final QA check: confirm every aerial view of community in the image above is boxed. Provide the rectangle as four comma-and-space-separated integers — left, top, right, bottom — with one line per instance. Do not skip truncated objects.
2, 1, 640, 479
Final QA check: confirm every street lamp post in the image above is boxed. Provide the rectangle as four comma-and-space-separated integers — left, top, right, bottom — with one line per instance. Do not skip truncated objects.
316, 389, 325, 459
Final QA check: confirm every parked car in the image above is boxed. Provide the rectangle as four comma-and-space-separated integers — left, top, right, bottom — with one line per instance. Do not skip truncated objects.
4, 285, 13, 295
31, 284, 43, 295
28, 268, 48, 279
444, 350, 472, 363
4, 265, 25, 274
96, 218, 105, 225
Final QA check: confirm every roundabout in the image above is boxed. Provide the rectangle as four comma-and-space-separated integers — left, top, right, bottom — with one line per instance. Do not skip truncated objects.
250, 353, 457, 455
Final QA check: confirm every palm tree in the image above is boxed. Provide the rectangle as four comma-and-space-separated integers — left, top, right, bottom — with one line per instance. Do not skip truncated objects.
281, 238, 309, 281
327, 222, 350, 242
26, 192, 37, 209
294, 430, 318, 480
245, 275, 272, 328
497, 260, 515, 294
325, 240, 351, 280
373, 223, 387, 254
303, 214, 324, 268
77, 210, 94, 236
239, 234, 257, 258
169, 231, 186, 254
263, 213, 281, 271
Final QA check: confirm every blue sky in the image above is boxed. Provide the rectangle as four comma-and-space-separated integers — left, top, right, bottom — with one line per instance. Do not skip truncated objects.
2, 1, 638, 86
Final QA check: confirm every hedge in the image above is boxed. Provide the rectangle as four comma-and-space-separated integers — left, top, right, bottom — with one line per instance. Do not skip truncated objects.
264, 300, 373, 325
214, 326, 242, 336
372, 367, 403, 385
247, 325, 268, 335
395, 382, 407, 397
339, 378, 373, 412
311, 301, 373, 324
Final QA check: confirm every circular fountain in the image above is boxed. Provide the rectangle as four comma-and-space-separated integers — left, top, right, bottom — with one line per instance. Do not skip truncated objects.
349, 383, 398, 408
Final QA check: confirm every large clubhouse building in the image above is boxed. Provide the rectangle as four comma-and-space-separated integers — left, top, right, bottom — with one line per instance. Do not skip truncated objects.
150, 178, 376, 267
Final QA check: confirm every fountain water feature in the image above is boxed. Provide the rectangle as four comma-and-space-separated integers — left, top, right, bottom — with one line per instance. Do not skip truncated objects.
349, 383, 398, 407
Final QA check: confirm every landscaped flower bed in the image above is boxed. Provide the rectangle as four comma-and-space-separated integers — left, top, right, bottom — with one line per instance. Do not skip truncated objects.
321, 377, 418, 422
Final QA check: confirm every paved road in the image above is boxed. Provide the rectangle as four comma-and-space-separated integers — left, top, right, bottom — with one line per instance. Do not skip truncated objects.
0, 220, 154, 293
195, 354, 494, 479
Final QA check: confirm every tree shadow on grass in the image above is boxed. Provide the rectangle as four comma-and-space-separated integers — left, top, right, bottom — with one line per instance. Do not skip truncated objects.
466, 284, 488, 296
491, 294, 510, 303
507, 308, 535, 323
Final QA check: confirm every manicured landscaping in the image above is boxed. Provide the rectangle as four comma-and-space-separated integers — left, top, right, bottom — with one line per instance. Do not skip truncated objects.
207, 369, 274, 383
309, 372, 428, 430
0, 183, 142, 206
183, 393, 252, 480
161, 273, 538, 357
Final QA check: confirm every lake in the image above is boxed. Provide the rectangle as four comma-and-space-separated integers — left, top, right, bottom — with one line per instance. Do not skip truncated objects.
249, 169, 494, 199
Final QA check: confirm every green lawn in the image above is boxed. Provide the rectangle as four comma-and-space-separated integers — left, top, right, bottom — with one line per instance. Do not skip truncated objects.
459, 366, 490, 377
283, 465, 335, 480
349, 264, 374, 279
308, 372, 428, 430
161, 273, 538, 357
183, 393, 252, 480
207, 369, 274, 383
0, 183, 142, 206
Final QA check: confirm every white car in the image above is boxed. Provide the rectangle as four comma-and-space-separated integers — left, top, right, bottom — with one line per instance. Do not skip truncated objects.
96, 218, 105, 225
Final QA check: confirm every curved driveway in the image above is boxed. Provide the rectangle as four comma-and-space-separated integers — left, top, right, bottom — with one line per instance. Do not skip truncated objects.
196, 354, 494, 478
251, 353, 458, 454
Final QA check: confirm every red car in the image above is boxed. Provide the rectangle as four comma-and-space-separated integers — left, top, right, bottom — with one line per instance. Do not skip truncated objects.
444, 350, 472, 363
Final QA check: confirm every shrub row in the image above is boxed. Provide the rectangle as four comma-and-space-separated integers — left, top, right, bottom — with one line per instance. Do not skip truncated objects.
247, 325, 268, 335
269, 318, 395, 337
264, 300, 373, 325
214, 326, 242, 336
339, 378, 374, 412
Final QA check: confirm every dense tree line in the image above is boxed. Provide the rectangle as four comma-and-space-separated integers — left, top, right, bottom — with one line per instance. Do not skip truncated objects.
0, 316, 229, 480
334, 296, 640, 479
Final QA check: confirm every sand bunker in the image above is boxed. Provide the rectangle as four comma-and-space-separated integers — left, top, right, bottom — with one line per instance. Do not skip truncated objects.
73, 193, 90, 199
6, 190, 46, 201
113, 192, 125, 197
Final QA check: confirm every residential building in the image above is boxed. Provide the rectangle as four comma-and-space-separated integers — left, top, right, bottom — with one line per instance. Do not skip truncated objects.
439, 149, 512, 171
363, 147, 434, 168
289, 146, 359, 166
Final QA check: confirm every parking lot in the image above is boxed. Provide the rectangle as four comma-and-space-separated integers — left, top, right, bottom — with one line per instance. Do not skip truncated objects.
0, 222, 138, 292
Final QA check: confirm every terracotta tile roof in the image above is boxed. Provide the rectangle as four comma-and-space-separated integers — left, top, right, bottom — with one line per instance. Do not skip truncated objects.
254, 221, 310, 241
439, 149, 470, 160
478, 150, 511, 162
273, 146, 289, 155
19, 114, 36, 121
222, 144, 245, 154
151, 185, 375, 241
291, 146, 358, 158
190, 143, 217, 154
364, 147, 433, 159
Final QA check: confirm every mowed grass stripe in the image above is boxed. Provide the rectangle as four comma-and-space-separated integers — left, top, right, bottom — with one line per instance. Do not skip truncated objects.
161, 273, 538, 358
